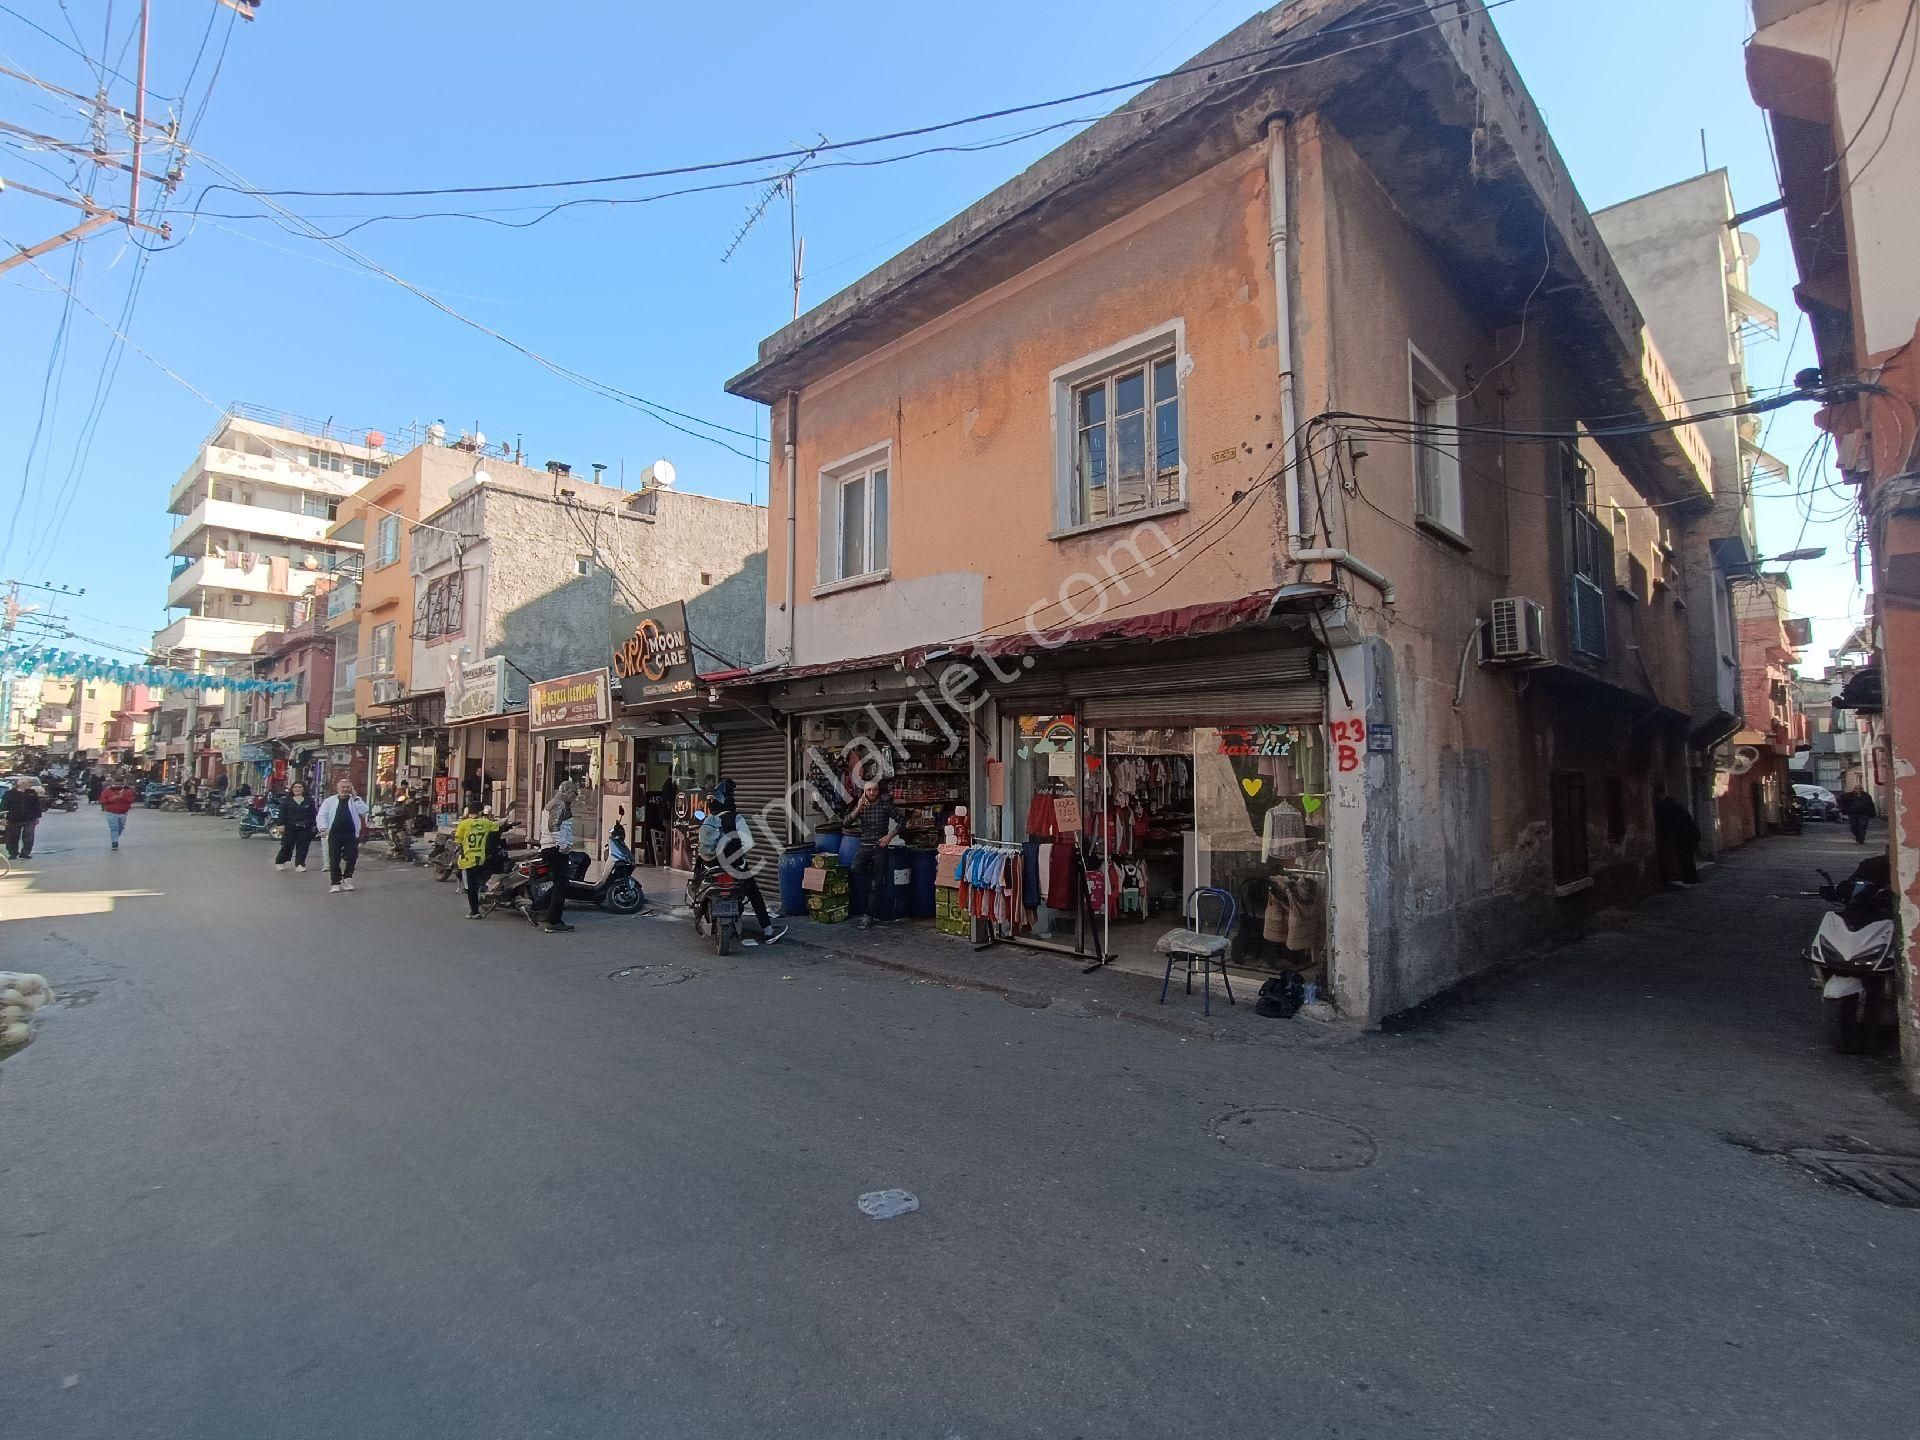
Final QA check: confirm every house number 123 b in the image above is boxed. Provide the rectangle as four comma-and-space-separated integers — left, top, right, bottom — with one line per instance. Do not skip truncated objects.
1329, 718, 1367, 773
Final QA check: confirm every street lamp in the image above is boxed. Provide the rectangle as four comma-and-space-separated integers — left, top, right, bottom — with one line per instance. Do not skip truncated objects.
1761, 547, 1827, 563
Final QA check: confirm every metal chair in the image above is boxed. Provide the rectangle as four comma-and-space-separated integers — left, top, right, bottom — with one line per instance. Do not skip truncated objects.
1156, 887, 1238, 1015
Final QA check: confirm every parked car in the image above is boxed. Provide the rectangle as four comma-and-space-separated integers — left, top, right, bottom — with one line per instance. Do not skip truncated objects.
1793, 783, 1842, 822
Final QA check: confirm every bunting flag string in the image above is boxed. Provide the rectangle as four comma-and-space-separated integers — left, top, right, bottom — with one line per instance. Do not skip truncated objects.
0, 646, 297, 696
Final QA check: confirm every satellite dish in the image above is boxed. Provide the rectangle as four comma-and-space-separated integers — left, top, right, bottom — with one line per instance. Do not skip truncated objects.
426, 422, 447, 445
1729, 746, 1760, 776
472, 430, 487, 448
640, 459, 676, 489
470, 468, 490, 487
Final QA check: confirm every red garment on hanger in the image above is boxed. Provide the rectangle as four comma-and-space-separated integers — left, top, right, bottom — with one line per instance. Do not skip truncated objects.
1025, 792, 1058, 839
1047, 840, 1074, 909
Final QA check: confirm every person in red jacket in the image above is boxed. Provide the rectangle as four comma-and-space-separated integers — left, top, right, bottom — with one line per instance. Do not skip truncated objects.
98, 773, 138, 850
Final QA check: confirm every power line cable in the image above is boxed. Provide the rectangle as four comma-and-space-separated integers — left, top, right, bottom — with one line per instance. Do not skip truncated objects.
195, 0, 1523, 203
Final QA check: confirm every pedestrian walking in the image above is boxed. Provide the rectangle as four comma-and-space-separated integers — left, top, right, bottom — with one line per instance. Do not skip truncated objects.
274, 781, 318, 872
3, 779, 43, 860
98, 774, 137, 850
1653, 785, 1700, 887
315, 778, 369, 893
538, 778, 580, 933
452, 801, 501, 919
1842, 786, 1877, 844
847, 777, 901, 929
86, 772, 104, 806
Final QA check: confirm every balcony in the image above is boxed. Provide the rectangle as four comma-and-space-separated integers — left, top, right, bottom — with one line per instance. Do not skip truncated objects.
169, 497, 340, 557
168, 442, 368, 515
166, 555, 332, 609
325, 578, 361, 629
151, 613, 275, 659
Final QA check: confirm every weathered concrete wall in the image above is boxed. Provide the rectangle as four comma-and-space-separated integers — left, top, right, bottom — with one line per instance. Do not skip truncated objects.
412, 470, 767, 703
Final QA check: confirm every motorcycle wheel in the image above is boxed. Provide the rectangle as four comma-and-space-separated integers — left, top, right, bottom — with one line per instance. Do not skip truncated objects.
1822, 993, 1868, 1053
717, 918, 737, 956
606, 877, 644, 914
434, 863, 455, 882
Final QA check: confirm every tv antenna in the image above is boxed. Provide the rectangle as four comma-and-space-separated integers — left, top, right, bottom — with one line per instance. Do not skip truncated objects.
722, 134, 827, 320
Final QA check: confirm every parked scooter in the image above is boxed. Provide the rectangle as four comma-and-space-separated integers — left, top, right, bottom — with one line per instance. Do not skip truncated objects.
526, 814, 645, 916
238, 798, 282, 839
1809, 853, 1899, 1053
425, 830, 458, 882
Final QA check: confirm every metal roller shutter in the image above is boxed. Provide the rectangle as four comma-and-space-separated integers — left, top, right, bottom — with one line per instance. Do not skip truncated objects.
717, 720, 790, 830
1074, 648, 1323, 724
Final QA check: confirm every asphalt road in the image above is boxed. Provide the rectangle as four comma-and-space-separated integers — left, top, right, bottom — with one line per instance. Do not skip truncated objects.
3, 808, 1917, 1439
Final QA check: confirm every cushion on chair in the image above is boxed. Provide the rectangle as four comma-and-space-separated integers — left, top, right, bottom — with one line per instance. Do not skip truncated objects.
1155, 929, 1231, 958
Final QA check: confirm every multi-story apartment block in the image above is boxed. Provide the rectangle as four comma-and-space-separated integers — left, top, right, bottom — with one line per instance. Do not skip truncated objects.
1725, 574, 1811, 846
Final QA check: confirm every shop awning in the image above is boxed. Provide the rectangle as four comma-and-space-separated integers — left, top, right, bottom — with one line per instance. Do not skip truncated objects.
723, 586, 1330, 691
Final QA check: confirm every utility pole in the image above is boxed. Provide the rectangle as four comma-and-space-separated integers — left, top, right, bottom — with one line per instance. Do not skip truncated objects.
0, 0, 178, 276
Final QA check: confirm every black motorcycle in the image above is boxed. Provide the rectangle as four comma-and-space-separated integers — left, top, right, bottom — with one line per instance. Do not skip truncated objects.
528, 818, 645, 916
238, 800, 282, 839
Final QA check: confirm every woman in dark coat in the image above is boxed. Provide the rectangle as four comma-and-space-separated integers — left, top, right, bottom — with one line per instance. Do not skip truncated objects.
274, 781, 318, 872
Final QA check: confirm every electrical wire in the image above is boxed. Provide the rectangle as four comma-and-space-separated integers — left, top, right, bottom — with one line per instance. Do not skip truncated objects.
193, 0, 1525, 203
0, 2, 151, 98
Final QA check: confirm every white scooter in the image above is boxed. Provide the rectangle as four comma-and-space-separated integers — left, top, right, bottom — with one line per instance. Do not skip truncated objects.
1809, 854, 1898, 1053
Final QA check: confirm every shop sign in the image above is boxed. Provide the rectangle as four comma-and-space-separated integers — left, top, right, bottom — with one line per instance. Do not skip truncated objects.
269, 705, 311, 740
1216, 725, 1306, 758
611, 602, 697, 702
446, 655, 507, 721
530, 668, 612, 731
211, 726, 242, 762
239, 743, 273, 763
323, 714, 358, 745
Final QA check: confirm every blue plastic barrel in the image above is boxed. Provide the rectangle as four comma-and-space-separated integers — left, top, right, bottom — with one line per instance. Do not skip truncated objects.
779, 845, 813, 916
909, 848, 937, 918
837, 830, 863, 869
813, 828, 840, 855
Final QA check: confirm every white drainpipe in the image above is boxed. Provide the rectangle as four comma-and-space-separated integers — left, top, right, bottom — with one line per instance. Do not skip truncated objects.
783, 392, 799, 664
1266, 115, 1398, 608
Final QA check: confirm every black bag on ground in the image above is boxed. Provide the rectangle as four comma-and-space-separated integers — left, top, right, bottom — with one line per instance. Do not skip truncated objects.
1254, 973, 1305, 1019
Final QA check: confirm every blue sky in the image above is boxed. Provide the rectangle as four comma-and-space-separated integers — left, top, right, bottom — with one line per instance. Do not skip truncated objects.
0, 0, 1860, 668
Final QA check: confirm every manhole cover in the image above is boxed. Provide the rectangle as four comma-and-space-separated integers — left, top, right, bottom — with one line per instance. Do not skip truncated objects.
607, 965, 696, 987
1789, 1148, 1920, 1208
1207, 1105, 1378, 1172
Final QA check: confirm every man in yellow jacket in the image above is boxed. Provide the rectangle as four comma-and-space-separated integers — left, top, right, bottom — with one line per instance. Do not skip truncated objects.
452, 801, 502, 919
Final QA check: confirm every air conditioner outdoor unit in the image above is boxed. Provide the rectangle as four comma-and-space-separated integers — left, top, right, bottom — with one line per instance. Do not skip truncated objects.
1483, 596, 1547, 664
371, 678, 404, 705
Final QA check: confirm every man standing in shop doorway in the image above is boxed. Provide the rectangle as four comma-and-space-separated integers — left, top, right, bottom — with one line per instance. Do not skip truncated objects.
539, 778, 580, 933
849, 778, 900, 930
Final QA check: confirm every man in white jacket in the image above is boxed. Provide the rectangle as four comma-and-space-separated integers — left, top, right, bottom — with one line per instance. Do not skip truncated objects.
315, 778, 370, 893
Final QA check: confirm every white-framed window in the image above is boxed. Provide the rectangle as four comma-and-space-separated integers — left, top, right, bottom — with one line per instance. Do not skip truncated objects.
305, 449, 345, 473
349, 458, 385, 479
369, 622, 396, 676
1051, 323, 1185, 531
303, 493, 339, 520
816, 443, 890, 589
1409, 344, 1463, 539
374, 514, 401, 569
573, 554, 594, 577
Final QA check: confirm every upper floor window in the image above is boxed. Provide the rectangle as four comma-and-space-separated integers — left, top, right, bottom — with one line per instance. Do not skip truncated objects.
573, 555, 594, 578
349, 458, 385, 479
374, 514, 401, 569
305, 449, 345, 473
1052, 325, 1184, 531
817, 444, 890, 589
1409, 344, 1463, 539
369, 622, 396, 675
303, 493, 339, 520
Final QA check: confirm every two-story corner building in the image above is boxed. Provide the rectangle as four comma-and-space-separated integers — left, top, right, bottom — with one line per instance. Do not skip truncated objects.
1595, 172, 1784, 852
322, 436, 472, 803
1747, 0, 1920, 1085
722, 0, 1718, 1023
1724, 573, 1811, 846
409, 457, 766, 844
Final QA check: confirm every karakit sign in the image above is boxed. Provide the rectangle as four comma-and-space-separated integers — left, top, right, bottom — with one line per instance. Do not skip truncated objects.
445, 654, 507, 721
529, 668, 612, 731
611, 601, 698, 702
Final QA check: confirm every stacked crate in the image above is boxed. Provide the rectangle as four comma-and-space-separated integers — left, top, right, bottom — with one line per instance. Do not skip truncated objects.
934, 887, 970, 937
805, 853, 851, 925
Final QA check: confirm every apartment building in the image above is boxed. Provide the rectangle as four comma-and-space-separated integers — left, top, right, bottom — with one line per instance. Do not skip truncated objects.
721, 0, 1718, 1022
1724, 573, 1812, 845
154, 404, 389, 781
1747, 0, 1920, 1086
409, 455, 766, 835
1595, 172, 1783, 852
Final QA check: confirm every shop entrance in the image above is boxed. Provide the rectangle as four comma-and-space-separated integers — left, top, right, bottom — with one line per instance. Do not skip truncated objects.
1002, 711, 1328, 987
636, 732, 717, 870
541, 733, 603, 855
